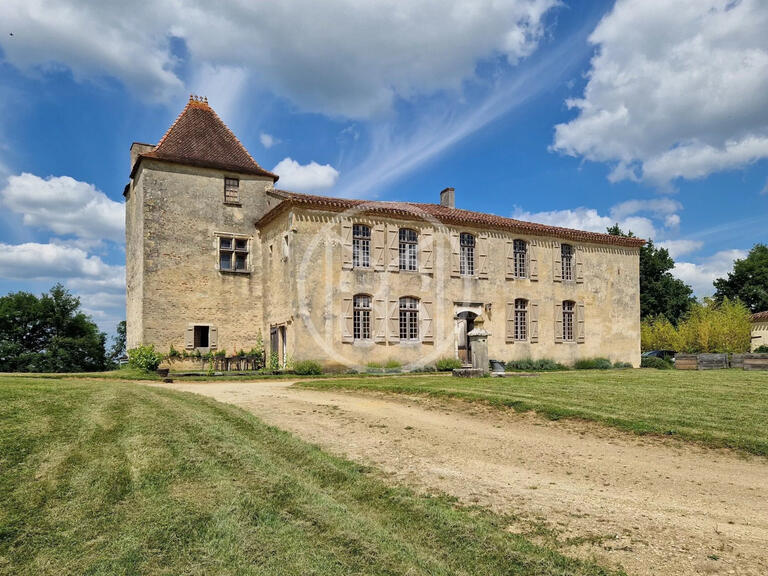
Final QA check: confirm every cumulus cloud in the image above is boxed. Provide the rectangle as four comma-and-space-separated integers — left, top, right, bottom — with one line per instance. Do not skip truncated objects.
273, 157, 340, 192
552, 0, 768, 185
1, 173, 124, 243
0, 0, 557, 117
0, 242, 124, 290
673, 249, 747, 297
513, 206, 658, 240
657, 239, 703, 259
260, 133, 276, 149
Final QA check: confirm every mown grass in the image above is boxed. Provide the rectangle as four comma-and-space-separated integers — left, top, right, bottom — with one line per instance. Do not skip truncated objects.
0, 376, 621, 576
297, 369, 768, 456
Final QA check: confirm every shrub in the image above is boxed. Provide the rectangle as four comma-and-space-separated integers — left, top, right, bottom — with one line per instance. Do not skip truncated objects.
640, 356, 673, 369
435, 357, 463, 372
293, 360, 323, 375
505, 358, 568, 371
127, 345, 163, 372
755, 345, 768, 353
167, 345, 182, 363
612, 361, 633, 369
268, 351, 280, 372
574, 357, 612, 370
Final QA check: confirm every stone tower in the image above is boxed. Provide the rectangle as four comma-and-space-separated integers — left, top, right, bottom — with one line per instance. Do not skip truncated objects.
124, 96, 280, 354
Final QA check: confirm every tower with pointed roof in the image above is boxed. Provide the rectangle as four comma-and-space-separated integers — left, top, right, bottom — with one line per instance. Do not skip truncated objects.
125, 97, 642, 369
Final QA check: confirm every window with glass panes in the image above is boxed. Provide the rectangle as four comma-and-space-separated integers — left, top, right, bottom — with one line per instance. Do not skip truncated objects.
399, 228, 418, 271
514, 299, 527, 341
353, 294, 371, 340
562, 300, 575, 341
460, 233, 475, 276
561, 244, 574, 281
353, 224, 371, 268
219, 236, 249, 272
513, 239, 527, 278
399, 297, 419, 340
224, 178, 240, 204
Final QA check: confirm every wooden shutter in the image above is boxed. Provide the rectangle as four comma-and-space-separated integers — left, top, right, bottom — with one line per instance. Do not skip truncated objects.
478, 233, 489, 279
374, 297, 387, 343
387, 225, 399, 272
553, 242, 562, 282
209, 326, 218, 349
341, 297, 353, 343
388, 299, 400, 342
575, 246, 585, 283
530, 302, 539, 343
505, 241, 515, 280
420, 228, 434, 273
577, 302, 586, 343
420, 300, 434, 342
185, 326, 194, 349
373, 223, 386, 271
341, 221, 353, 270
529, 241, 538, 281
450, 231, 460, 277
554, 303, 564, 343
505, 302, 514, 343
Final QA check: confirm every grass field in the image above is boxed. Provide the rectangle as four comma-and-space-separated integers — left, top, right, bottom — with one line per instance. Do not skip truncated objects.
297, 369, 768, 456
0, 376, 621, 576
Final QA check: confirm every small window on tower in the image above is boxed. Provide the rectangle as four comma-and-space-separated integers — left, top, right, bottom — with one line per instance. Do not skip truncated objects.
224, 177, 240, 204
218, 235, 249, 273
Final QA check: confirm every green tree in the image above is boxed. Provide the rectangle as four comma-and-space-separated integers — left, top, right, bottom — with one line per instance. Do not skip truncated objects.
608, 224, 695, 324
109, 320, 127, 364
0, 284, 107, 372
713, 244, 768, 313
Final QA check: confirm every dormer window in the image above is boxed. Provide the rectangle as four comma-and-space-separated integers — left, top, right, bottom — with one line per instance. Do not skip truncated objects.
224, 177, 240, 204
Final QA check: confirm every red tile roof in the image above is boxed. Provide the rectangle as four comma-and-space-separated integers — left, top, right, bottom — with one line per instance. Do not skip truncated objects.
257, 190, 646, 247
752, 311, 768, 322
130, 96, 278, 180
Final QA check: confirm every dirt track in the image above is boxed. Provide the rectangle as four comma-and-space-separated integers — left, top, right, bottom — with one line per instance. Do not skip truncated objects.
154, 380, 768, 576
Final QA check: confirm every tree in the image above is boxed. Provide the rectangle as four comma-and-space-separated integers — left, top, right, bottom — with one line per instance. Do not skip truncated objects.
109, 320, 127, 364
713, 244, 768, 313
608, 224, 695, 324
0, 284, 108, 372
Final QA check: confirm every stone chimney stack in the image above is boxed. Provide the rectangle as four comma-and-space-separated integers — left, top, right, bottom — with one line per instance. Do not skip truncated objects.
440, 187, 455, 208
130, 142, 154, 174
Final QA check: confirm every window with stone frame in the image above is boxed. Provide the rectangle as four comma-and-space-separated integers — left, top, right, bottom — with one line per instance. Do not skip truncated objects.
460, 233, 475, 276
353, 294, 371, 340
514, 298, 528, 341
399, 228, 418, 271
218, 235, 249, 272
224, 177, 240, 204
353, 224, 371, 268
561, 243, 574, 281
562, 300, 575, 341
513, 239, 527, 278
399, 296, 419, 340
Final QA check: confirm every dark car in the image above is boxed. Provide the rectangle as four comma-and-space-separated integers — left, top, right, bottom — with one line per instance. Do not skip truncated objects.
642, 350, 676, 362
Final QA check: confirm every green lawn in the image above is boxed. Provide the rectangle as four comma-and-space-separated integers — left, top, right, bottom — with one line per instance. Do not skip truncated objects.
0, 377, 620, 576
297, 369, 768, 456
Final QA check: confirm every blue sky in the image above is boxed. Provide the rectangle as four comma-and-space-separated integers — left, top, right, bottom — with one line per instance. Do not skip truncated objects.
0, 0, 767, 335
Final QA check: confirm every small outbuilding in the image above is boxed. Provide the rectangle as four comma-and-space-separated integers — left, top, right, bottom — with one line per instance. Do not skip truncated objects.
751, 311, 768, 351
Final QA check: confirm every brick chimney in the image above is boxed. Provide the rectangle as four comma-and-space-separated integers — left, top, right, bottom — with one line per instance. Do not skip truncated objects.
440, 187, 455, 208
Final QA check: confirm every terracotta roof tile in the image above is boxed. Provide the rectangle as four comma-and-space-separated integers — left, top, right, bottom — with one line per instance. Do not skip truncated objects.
131, 96, 278, 180
258, 190, 646, 247
752, 311, 768, 322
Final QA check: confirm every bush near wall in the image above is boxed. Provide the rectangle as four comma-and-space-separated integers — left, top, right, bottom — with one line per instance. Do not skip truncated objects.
641, 297, 751, 354
127, 345, 163, 373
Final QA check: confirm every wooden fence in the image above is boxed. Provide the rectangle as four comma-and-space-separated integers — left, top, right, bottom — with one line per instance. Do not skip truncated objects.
674, 353, 768, 370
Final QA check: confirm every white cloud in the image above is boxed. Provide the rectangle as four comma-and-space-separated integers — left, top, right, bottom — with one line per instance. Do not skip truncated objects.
609, 198, 682, 221
512, 206, 658, 240
189, 64, 248, 123
0, 241, 124, 290
0, 0, 557, 117
260, 133, 276, 149
1, 173, 124, 243
673, 249, 747, 297
272, 157, 340, 192
552, 0, 768, 185
657, 239, 703, 259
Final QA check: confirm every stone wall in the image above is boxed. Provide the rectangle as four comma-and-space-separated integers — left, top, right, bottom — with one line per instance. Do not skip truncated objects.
258, 208, 641, 369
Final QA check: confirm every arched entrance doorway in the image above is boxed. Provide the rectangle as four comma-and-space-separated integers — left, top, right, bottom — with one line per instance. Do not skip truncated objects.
456, 311, 478, 365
